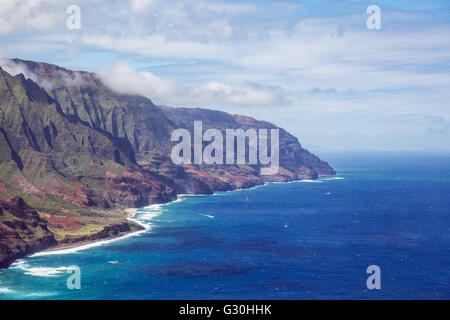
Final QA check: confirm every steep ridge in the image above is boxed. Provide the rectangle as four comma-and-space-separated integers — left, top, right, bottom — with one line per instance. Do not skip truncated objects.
161, 106, 335, 180
12, 59, 176, 159
0, 58, 335, 268
0, 66, 176, 209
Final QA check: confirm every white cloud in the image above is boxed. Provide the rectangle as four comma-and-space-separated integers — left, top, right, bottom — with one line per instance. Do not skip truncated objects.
70, 10, 450, 101
0, 56, 86, 91
190, 81, 283, 107
0, 0, 62, 34
131, 0, 157, 11
99, 61, 284, 107
0, 56, 39, 82
1, 0, 450, 149
81, 34, 230, 60
99, 61, 178, 100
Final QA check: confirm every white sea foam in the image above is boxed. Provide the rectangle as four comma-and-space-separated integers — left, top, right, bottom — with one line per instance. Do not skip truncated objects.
142, 203, 163, 210
137, 213, 160, 222
24, 267, 73, 278
10, 259, 27, 269
9, 260, 71, 277
0, 287, 13, 293
281, 176, 345, 184
137, 203, 165, 223
297, 179, 323, 183
201, 214, 215, 219
30, 230, 146, 257
23, 291, 58, 298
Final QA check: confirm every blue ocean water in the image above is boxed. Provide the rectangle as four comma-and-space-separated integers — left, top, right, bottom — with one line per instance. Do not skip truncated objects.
0, 152, 449, 300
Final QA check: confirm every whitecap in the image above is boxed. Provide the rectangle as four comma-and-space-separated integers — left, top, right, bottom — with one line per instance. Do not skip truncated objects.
141, 203, 163, 211
10, 261, 72, 277
10, 259, 27, 269
23, 267, 73, 278
23, 291, 58, 298
297, 179, 323, 183
0, 287, 13, 294
138, 213, 161, 222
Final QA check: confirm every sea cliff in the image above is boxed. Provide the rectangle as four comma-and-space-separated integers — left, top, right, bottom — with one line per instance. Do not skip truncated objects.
0, 58, 335, 268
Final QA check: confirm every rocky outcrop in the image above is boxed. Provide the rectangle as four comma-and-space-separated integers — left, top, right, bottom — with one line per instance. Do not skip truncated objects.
0, 196, 144, 269
0, 197, 57, 268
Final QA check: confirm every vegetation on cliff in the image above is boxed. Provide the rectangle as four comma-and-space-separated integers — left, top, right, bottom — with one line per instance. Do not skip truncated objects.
0, 59, 335, 268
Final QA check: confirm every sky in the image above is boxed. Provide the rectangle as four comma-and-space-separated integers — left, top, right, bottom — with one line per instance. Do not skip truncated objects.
0, 0, 449, 152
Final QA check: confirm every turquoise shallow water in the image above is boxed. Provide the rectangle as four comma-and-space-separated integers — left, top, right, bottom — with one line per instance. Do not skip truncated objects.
0, 152, 449, 299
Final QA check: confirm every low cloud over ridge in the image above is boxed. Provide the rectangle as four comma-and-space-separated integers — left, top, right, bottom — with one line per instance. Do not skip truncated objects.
99, 61, 284, 108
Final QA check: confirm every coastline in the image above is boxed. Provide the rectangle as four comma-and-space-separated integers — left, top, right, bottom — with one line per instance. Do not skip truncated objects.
31, 207, 153, 257
2, 196, 188, 269
5, 187, 248, 264
5, 175, 340, 267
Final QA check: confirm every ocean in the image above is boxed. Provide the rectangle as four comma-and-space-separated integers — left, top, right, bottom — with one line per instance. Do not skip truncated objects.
0, 152, 449, 299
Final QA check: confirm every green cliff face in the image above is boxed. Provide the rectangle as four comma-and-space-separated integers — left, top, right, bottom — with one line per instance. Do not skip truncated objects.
0, 65, 176, 210
0, 58, 335, 268
13, 59, 177, 160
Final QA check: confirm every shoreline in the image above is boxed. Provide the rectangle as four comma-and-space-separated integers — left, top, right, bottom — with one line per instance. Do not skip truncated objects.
2, 196, 183, 268
8, 174, 340, 265
31, 207, 154, 257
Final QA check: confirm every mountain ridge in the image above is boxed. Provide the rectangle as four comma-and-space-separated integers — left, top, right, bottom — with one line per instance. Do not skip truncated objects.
0, 58, 335, 268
